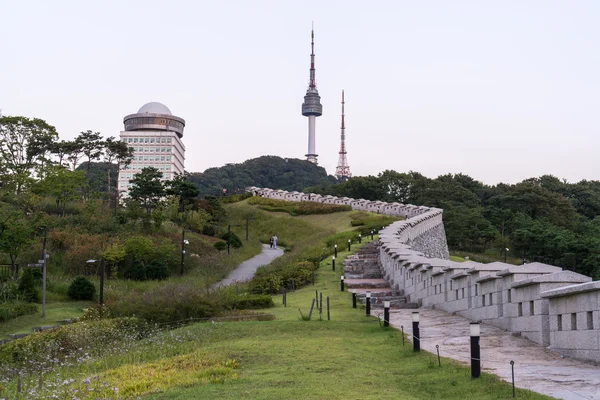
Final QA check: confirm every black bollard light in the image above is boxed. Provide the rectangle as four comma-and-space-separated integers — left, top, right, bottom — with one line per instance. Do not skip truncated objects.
470, 322, 481, 378
383, 301, 390, 327
347, 239, 351, 251
358, 234, 362, 244
340, 275, 345, 292
412, 312, 420, 352
366, 292, 371, 316
332, 255, 336, 271
370, 230, 374, 240
352, 289, 357, 308
334, 244, 338, 257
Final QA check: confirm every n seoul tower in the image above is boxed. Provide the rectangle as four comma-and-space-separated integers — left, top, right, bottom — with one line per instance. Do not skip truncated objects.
301, 26, 322, 164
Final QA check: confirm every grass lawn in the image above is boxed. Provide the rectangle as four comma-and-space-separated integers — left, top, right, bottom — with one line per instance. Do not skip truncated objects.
142, 243, 552, 400
0, 300, 92, 340
450, 255, 465, 262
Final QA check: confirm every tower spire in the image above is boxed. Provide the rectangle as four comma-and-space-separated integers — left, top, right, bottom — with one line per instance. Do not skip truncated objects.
301, 25, 322, 164
335, 90, 351, 181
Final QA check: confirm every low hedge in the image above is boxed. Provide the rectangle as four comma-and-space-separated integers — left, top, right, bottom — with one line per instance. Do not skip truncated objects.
0, 301, 38, 323
226, 294, 274, 310
249, 197, 351, 216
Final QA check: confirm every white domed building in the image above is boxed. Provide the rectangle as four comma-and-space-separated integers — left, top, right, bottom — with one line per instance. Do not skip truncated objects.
118, 102, 186, 199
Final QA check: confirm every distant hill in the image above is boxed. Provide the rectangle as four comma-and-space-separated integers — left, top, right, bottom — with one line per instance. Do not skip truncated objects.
188, 156, 336, 196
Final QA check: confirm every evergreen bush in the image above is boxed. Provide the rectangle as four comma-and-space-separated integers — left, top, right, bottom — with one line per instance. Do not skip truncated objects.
67, 276, 96, 300
18, 268, 40, 303
213, 241, 227, 251
146, 259, 170, 280
124, 260, 147, 281
219, 232, 243, 249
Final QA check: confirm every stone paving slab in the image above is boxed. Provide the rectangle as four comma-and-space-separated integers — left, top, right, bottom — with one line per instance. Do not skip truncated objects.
389, 308, 600, 400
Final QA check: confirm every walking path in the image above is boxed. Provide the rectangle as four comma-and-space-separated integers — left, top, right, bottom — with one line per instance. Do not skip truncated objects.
388, 308, 600, 400
212, 244, 284, 289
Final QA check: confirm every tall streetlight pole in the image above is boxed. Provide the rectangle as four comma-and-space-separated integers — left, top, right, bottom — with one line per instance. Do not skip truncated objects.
181, 228, 189, 276
245, 215, 256, 241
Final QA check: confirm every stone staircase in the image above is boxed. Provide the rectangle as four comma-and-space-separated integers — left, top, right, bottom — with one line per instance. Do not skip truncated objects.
344, 242, 417, 309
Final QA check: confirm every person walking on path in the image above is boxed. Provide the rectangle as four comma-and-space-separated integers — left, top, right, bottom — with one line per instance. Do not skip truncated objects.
269, 235, 274, 249
272, 234, 278, 250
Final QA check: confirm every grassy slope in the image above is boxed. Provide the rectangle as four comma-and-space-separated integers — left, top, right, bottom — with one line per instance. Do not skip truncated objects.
0, 301, 92, 339
146, 241, 551, 400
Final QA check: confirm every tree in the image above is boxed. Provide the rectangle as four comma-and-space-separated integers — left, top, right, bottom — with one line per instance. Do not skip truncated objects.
128, 167, 165, 214
76, 130, 104, 178
64, 140, 85, 171
104, 137, 134, 208
34, 166, 87, 216
0, 115, 58, 193
166, 174, 200, 212
0, 213, 35, 275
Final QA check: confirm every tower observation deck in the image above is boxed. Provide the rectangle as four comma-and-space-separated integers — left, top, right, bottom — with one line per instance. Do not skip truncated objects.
301, 27, 322, 164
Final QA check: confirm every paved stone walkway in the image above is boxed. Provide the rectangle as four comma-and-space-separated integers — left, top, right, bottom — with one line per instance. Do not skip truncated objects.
212, 244, 284, 288
389, 308, 600, 400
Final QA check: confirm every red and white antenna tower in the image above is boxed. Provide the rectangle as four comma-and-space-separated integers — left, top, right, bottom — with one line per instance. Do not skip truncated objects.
335, 90, 351, 181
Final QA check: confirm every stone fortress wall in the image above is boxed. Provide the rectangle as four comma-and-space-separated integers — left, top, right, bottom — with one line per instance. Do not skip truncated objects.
248, 187, 600, 364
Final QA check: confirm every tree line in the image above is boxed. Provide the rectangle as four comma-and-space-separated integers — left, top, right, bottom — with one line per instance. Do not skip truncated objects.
306, 171, 600, 279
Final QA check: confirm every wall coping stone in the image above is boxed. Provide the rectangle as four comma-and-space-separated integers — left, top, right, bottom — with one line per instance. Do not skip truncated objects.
511, 271, 591, 289
475, 274, 502, 283
496, 263, 562, 277
540, 281, 600, 298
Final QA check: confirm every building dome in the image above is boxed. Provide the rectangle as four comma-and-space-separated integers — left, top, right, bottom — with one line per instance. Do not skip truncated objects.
137, 102, 172, 115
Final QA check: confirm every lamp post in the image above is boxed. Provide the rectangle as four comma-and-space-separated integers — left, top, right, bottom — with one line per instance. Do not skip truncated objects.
366, 291, 371, 316
504, 248, 509, 263
245, 215, 256, 241
358, 234, 362, 244
347, 239, 351, 251
384, 301, 390, 327
39, 227, 48, 318
181, 228, 189, 276
412, 312, 420, 352
334, 244, 338, 257
352, 289, 357, 308
340, 275, 344, 292
470, 322, 481, 378
86, 259, 105, 306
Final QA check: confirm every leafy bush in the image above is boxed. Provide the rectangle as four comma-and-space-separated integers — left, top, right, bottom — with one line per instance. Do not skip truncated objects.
294, 202, 351, 215
219, 232, 243, 249
0, 301, 38, 322
351, 220, 365, 226
0, 281, 19, 302
146, 259, 170, 280
225, 294, 274, 309
67, 276, 96, 300
18, 268, 40, 303
249, 261, 315, 294
214, 241, 227, 251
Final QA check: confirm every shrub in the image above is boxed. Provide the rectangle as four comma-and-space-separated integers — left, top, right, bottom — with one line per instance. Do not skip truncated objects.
225, 294, 274, 309
214, 241, 227, 251
202, 224, 217, 236
18, 268, 40, 303
219, 232, 243, 249
67, 276, 96, 300
146, 259, 170, 280
351, 220, 365, 226
124, 260, 147, 281
0, 301, 38, 323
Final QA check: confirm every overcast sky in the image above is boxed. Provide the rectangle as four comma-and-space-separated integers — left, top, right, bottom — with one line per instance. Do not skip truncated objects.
2, 1, 599, 185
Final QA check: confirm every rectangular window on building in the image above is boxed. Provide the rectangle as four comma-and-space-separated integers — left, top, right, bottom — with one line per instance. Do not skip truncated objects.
127, 138, 132, 143
455, 289, 458, 299
475, 285, 478, 296
166, 165, 171, 170
143, 156, 148, 161
508, 289, 512, 303
166, 156, 171, 161
160, 156, 165, 161
450, 281, 453, 290
161, 137, 166, 143
133, 138, 138, 143
150, 138, 155, 143
587, 312, 593, 330
144, 148, 149, 152
144, 138, 149, 143
462, 288, 465, 298
571, 313, 577, 330
482, 295, 486, 306
167, 138, 172, 143
558, 315, 563, 331
530, 301, 534, 316
167, 148, 171, 152
518, 302, 523, 317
